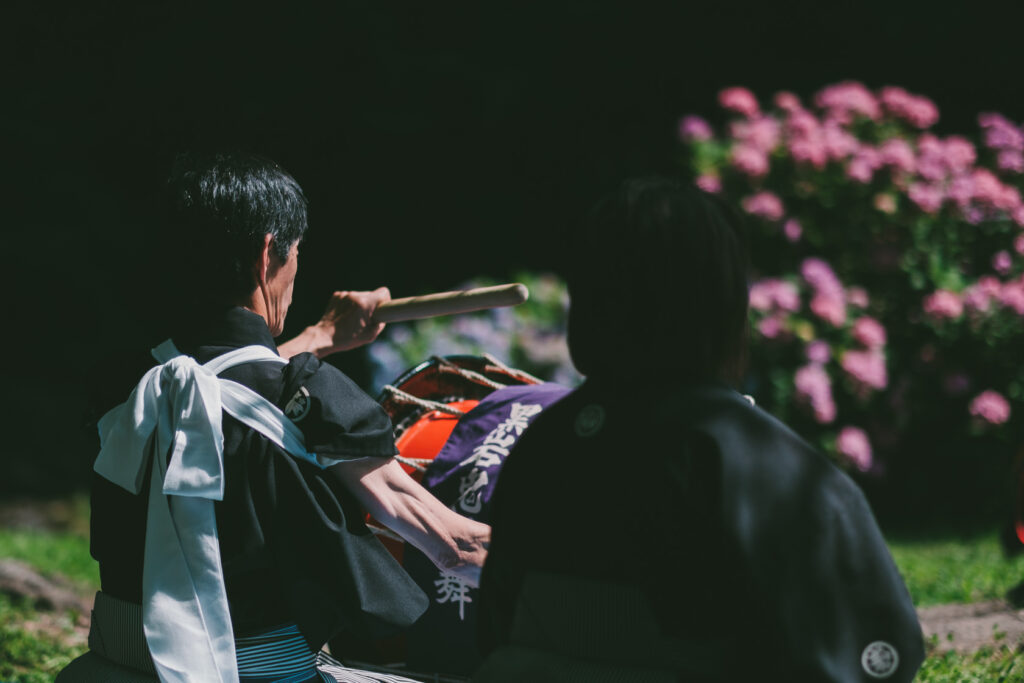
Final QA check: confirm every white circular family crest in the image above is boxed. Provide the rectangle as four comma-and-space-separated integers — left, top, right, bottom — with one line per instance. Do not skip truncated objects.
574, 404, 606, 437
861, 640, 899, 679
284, 386, 311, 422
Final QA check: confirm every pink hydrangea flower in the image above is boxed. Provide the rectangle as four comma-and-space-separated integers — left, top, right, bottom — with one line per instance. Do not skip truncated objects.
749, 278, 801, 312
923, 289, 964, 320
822, 120, 860, 160
1015, 205, 1024, 227
748, 284, 773, 311
946, 174, 974, 209
969, 168, 1002, 203
978, 112, 1024, 152
908, 183, 944, 213
731, 144, 770, 177
943, 136, 977, 174
1014, 234, 1024, 256
785, 110, 828, 168
993, 250, 1013, 275
806, 340, 831, 364
730, 116, 781, 153
788, 136, 828, 168
962, 282, 994, 313
879, 86, 939, 128
841, 349, 888, 391
679, 115, 713, 142
852, 316, 887, 348
757, 315, 785, 339
969, 390, 1011, 425
999, 281, 1024, 314
795, 363, 837, 423
874, 193, 898, 214
915, 134, 948, 181
879, 138, 916, 174
783, 218, 802, 243
801, 257, 843, 296
786, 109, 819, 137
1003, 187, 1022, 213
847, 287, 870, 308
742, 191, 785, 220
814, 81, 881, 123
998, 149, 1024, 173
978, 276, 1003, 297
696, 174, 722, 193
836, 426, 873, 471
774, 91, 802, 112
719, 87, 760, 117
847, 146, 883, 183
968, 169, 1022, 211
810, 293, 847, 326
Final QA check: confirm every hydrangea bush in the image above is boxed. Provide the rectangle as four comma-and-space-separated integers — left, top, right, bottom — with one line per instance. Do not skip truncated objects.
681, 82, 1024, 473
367, 272, 582, 394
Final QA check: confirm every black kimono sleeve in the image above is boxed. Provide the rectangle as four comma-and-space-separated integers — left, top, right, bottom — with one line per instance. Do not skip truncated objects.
704, 397, 925, 682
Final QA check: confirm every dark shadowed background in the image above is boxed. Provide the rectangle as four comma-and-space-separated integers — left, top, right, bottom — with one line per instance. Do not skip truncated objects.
4, 1, 1023, 495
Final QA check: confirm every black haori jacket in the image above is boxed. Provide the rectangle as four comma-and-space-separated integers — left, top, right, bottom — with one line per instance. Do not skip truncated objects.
478, 377, 924, 682
90, 307, 427, 650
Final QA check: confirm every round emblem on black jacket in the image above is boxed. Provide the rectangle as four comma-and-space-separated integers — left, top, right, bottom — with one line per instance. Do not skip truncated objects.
861, 640, 899, 679
284, 386, 312, 421
574, 404, 605, 437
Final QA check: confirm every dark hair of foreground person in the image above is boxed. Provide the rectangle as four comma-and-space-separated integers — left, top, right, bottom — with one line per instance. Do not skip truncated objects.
565, 176, 749, 383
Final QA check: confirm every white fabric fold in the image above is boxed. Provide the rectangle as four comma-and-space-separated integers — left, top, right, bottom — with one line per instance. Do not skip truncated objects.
95, 341, 341, 683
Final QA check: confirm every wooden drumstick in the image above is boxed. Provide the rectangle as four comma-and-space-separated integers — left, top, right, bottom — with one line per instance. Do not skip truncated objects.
373, 283, 529, 323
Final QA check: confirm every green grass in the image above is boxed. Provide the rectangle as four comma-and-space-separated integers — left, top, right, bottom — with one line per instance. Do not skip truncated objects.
0, 593, 87, 683
0, 518, 98, 683
886, 531, 1024, 607
915, 645, 1023, 682
0, 529, 99, 588
2, 512, 1024, 681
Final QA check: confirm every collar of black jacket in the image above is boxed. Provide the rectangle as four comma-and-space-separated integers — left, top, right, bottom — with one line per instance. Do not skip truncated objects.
172, 306, 278, 353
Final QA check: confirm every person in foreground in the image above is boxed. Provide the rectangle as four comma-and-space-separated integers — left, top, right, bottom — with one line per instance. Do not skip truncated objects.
475, 177, 924, 682
59, 153, 489, 683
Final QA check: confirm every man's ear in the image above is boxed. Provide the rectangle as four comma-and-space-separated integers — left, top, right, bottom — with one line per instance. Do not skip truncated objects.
254, 233, 273, 287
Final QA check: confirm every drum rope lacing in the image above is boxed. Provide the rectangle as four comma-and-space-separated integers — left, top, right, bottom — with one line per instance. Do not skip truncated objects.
381, 385, 467, 416
482, 353, 543, 384
394, 455, 433, 472
431, 356, 506, 390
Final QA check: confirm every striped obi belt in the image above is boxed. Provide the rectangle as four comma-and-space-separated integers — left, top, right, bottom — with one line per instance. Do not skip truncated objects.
94, 341, 347, 683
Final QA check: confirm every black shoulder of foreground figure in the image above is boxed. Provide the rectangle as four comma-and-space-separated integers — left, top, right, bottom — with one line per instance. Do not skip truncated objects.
280, 353, 398, 460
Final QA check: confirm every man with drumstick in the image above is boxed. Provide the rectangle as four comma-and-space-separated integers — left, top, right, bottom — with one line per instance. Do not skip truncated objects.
60, 153, 490, 682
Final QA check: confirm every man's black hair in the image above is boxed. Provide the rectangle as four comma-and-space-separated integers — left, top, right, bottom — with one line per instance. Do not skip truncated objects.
163, 152, 308, 308
565, 176, 749, 382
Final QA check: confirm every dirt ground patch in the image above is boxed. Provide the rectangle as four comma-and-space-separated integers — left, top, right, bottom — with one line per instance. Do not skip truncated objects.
918, 600, 1024, 653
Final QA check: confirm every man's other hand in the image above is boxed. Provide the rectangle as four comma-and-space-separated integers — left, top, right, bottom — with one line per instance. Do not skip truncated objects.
278, 287, 391, 359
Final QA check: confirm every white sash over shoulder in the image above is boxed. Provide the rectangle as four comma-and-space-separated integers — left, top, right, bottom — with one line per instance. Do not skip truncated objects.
94, 340, 344, 683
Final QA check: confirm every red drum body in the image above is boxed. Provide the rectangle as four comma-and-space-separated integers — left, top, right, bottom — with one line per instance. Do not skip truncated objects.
371, 355, 540, 563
